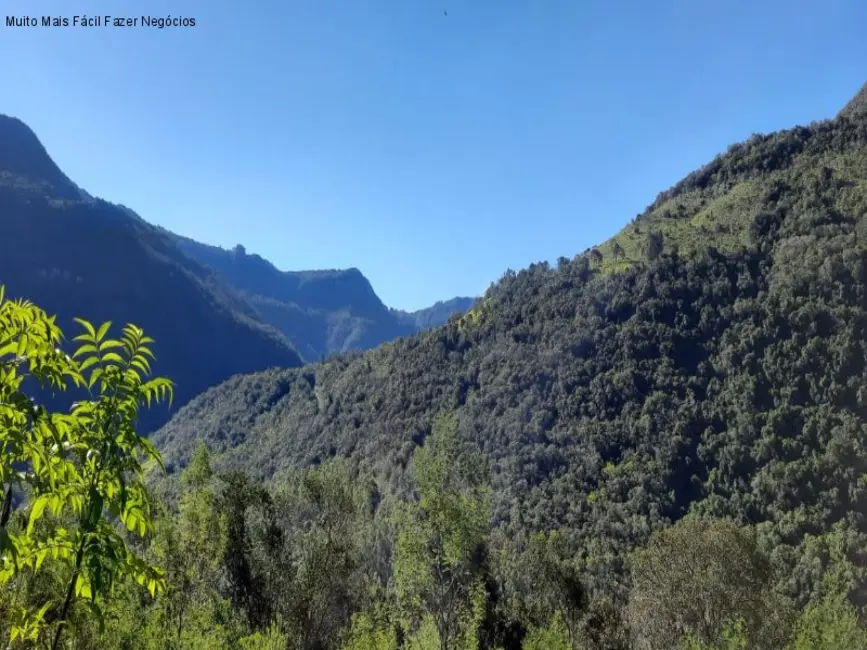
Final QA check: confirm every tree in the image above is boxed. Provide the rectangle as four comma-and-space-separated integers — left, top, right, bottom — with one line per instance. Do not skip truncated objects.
627, 517, 787, 650
219, 471, 272, 630
392, 413, 492, 650
342, 605, 400, 650
645, 232, 664, 261
784, 543, 867, 650
506, 531, 585, 645
148, 442, 228, 649
0, 287, 173, 647
589, 249, 603, 266
683, 618, 749, 650
521, 611, 571, 650
270, 459, 375, 650
786, 593, 867, 650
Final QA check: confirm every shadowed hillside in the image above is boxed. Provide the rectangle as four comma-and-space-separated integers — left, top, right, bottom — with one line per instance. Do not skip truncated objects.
0, 114, 303, 431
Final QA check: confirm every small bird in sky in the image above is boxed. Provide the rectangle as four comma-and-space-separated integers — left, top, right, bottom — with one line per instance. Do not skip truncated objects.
444, 10, 448, 16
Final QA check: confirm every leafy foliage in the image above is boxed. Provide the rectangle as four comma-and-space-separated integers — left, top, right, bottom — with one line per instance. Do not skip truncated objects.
520, 612, 571, 650
786, 593, 867, 650
0, 289, 172, 646
392, 414, 491, 649
626, 517, 791, 649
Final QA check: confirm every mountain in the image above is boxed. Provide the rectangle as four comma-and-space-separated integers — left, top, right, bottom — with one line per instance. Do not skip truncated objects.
0, 114, 303, 431
392, 296, 477, 330
0, 113, 475, 428
153, 83, 867, 601
170, 236, 475, 362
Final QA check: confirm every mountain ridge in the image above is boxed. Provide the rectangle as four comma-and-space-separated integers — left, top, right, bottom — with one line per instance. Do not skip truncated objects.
170, 233, 476, 362
0, 115, 84, 199
0, 112, 476, 428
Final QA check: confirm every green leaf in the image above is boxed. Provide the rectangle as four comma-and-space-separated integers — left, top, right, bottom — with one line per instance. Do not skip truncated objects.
27, 496, 50, 535
138, 438, 165, 471
75, 575, 92, 599
131, 357, 151, 375
79, 356, 99, 372
101, 352, 125, 365
35, 600, 51, 622
88, 367, 103, 390
74, 318, 96, 339
16, 333, 28, 357
95, 321, 112, 343
72, 344, 98, 359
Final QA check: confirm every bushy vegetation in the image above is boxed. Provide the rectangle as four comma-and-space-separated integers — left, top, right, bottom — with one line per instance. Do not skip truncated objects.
3, 292, 867, 648
0, 289, 172, 646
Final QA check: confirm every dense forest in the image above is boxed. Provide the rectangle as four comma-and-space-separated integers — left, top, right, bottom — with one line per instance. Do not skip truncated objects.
2, 84, 867, 648
1, 300, 865, 649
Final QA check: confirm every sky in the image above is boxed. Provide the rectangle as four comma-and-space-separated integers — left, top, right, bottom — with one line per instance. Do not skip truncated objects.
1, 1, 865, 311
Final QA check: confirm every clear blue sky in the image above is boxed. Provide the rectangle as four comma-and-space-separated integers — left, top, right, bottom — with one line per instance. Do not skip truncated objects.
2, 0, 865, 310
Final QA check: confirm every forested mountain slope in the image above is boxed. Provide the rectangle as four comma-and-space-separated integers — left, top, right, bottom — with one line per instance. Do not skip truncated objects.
154, 84, 867, 600
172, 236, 475, 362
0, 115, 303, 431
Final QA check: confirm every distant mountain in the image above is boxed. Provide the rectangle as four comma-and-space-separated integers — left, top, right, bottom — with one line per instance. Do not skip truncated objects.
0, 113, 475, 429
0, 114, 305, 431
392, 296, 477, 330
0, 115, 84, 200
171, 236, 475, 362
153, 83, 867, 601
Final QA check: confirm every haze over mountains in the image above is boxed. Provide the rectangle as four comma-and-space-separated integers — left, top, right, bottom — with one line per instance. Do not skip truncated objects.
154, 83, 867, 603
0, 114, 474, 429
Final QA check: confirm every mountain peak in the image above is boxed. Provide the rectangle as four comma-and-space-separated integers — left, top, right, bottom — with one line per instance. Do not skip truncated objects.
839, 82, 867, 120
0, 114, 82, 199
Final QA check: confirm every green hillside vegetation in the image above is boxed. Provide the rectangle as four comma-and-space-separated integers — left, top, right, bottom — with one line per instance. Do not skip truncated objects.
4, 83, 867, 649
154, 84, 867, 607
2, 299, 866, 649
